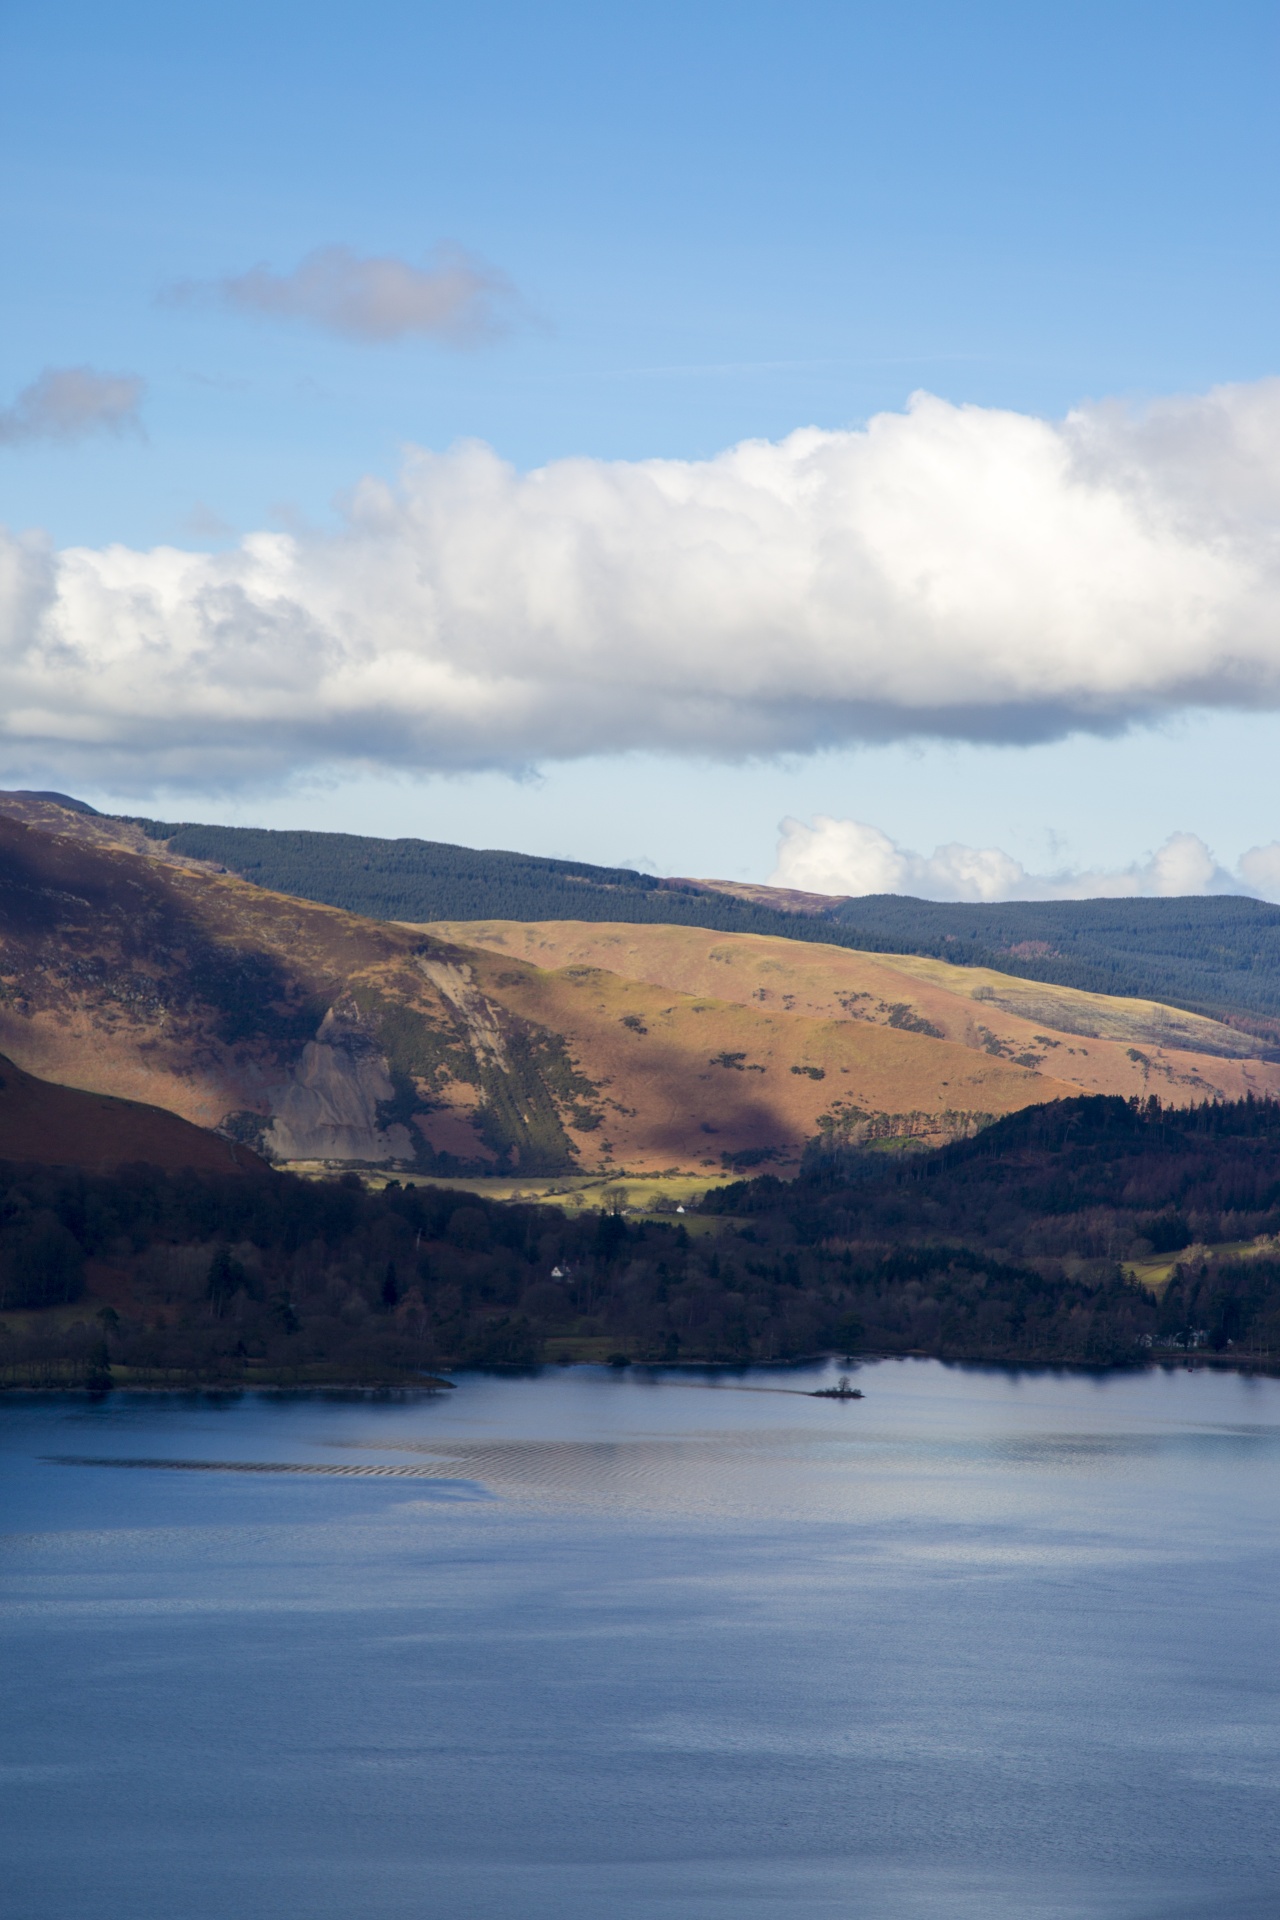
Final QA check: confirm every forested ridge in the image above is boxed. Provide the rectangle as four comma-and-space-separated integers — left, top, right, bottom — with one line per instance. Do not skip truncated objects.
129, 818, 836, 938
123, 814, 1280, 1034
8, 1094, 1280, 1387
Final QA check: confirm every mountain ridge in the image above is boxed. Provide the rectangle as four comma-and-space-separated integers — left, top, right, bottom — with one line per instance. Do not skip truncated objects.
0, 803, 1089, 1176
4, 792, 1279, 1179
72, 802, 1280, 1037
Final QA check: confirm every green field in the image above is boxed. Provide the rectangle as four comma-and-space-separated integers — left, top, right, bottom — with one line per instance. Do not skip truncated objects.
1124, 1232, 1280, 1295
281, 1163, 733, 1223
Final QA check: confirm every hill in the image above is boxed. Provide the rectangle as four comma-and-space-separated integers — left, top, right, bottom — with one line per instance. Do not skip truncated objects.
5, 795, 1278, 1036
698, 1092, 1280, 1363
0, 1052, 263, 1174
10, 796, 1269, 1034
0, 806, 1081, 1177
696, 880, 1280, 1039
422, 919, 1280, 1112
7, 1094, 1280, 1384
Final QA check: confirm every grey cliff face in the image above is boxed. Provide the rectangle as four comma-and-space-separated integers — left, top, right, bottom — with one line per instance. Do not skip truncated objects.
264, 1004, 414, 1163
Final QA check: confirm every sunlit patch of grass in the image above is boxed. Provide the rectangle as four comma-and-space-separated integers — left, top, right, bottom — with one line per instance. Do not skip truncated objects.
279, 1166, 737, 1217
1125, 1233, 1280, 1295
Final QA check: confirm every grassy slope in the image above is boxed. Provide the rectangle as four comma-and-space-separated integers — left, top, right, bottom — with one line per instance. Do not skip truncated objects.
422, 920, 1280, 1110
677, 883, 1280, 1034
54, 802, 1280, 1033
443, 937, 1082, 1172
0, 809, 1076, 1176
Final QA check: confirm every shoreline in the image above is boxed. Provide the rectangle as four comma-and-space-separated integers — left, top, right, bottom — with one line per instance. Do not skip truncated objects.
5, 1349, 1279, 1396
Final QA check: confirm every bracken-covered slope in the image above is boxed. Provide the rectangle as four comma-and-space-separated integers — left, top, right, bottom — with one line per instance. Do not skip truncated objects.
0, 809, 592, 1174
691, 879, 1280, 1038
0, 1051, 264, 1174
0, 804, 1087, 1173
422, 920, 1280, 1118
20, 794, 1276, 1034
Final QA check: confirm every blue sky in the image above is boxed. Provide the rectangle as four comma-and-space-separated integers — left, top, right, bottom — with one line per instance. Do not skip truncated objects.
3, 1, 1279, 893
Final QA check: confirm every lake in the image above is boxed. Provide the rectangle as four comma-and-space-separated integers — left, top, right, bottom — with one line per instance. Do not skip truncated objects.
3, 1358, 1280, 1919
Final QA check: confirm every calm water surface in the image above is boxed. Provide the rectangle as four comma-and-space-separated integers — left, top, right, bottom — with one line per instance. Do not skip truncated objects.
3, 1359, 1280, 1919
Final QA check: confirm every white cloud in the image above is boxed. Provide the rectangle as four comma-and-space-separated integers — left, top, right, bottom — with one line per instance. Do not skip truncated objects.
1238, 843, 1280, 897
770, 816, 1270, 902
0, 367, 145, 445
168, 243, 519, 345
4, 377, 1280, 787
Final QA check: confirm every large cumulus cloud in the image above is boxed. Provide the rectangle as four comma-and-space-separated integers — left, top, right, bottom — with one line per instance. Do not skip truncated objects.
5, 378, 1280, 788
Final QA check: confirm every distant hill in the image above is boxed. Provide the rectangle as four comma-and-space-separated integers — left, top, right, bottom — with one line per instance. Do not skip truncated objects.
105, 812, 1280, 1036
121, 816, 862, 937
808, 891, 1280, 1040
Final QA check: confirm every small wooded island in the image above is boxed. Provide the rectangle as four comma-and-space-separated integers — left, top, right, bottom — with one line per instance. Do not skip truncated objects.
810, 1377, 864, 1399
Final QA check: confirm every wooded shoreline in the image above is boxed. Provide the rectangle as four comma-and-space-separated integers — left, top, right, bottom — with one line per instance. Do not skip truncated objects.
7, 1093, 1280, 1387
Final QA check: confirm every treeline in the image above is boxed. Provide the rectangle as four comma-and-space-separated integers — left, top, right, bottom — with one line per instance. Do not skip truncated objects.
10, 1095, 1280, 1387
0, 1160, 863, 1386
711, 1093, 1280, 1359
127, 819, 863, 944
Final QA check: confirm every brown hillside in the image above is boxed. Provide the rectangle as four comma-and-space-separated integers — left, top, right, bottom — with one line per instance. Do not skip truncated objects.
0, 1051, 263, 1173
0, 807, 1084, 1175
423, 920, 1280, 1109
432, 944, 1083, 1172
12, 798, 1268, 1179
0, 809, 568, 1170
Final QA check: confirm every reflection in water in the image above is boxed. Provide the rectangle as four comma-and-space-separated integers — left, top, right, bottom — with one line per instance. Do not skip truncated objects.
5, 1359, 1280, 1920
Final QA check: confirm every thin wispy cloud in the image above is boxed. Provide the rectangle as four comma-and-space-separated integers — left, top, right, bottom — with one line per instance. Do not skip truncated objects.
770, 817, 1280, 902
166, 242, 521, 345
5, 377, 1280, 790
0, 367, 146, 445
